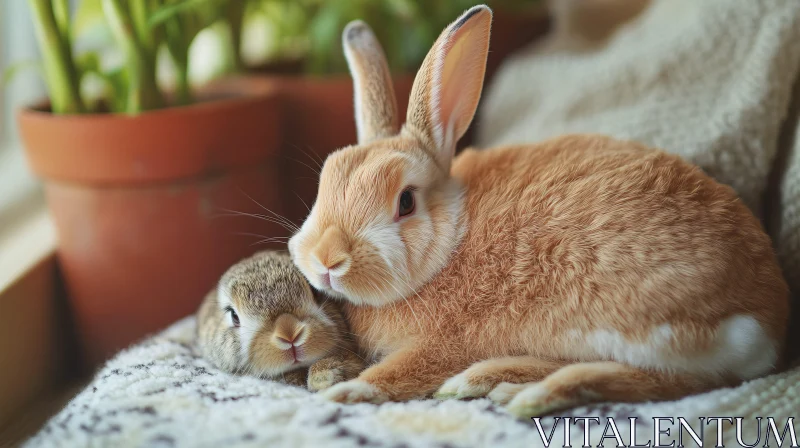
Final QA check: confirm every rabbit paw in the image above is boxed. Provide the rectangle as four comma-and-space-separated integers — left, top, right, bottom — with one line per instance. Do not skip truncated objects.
319, 379, 388, 404
505, 383, 574, 419
487, 382, 527, 405
279, 369, 308, 388
308, 367, 344, 392
435, 371, 493, 400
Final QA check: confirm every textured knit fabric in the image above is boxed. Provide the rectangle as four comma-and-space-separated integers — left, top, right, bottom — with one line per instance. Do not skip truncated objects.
775, 84, 800, 296
477, 0, 800, 295
24, 317, 800, 448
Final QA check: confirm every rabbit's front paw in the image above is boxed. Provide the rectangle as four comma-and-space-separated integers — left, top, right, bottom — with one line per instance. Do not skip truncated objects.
319, 379, 388, 404
487, 382, 527, 405
505, 383, 574, 418
308, 367, 344, 392
278, 369, 308, 388
435, 370, 493, 400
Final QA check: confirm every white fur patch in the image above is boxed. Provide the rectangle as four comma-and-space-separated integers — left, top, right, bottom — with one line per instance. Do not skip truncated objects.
568, 314, 776, 379
360, 218, 405, 275
714, 315, 778, 379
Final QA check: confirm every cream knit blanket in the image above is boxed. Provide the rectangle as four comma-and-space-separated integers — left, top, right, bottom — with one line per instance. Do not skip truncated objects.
24, 317, 800, 448
477, 0, 800, 295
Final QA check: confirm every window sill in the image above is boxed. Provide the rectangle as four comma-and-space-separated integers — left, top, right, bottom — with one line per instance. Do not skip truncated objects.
0, 147, 69, 438
0, 146, 53, 294
0, 206, 56, 294
0, 205, 62, 431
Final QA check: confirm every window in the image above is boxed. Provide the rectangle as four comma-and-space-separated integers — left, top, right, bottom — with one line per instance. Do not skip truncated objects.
0, 2, 47, 226
2, 2, 47, 146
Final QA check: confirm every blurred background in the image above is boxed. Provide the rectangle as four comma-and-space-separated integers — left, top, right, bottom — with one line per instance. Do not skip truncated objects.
1, 0, 544, 220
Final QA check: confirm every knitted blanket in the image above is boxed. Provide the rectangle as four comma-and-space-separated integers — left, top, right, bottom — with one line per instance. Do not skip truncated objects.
24, 317, 800, 448
477, 0, 800, 295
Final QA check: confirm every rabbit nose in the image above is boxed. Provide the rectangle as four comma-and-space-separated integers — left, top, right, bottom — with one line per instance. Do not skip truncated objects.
272, 315, 307, 349
311, 227, 351, 275
275, 328, 305, 345
325, 258, 347, 272
314, 254, 350, 277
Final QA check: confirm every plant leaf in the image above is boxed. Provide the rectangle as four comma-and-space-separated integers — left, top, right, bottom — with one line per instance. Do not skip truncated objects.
75, 52, 102, 75
74, 0, 105, 37
148, 0, 216, 29
73, 51, 129, 112
307, 1, 352, 75
2, 60, 44, 86
105, 67, 129, 113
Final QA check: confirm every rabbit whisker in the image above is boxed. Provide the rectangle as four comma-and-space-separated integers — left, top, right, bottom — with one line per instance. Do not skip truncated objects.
290, 144, 325, 169
216, 209, 299, 233
285, 156, 321, 176
237, 190, 301, 232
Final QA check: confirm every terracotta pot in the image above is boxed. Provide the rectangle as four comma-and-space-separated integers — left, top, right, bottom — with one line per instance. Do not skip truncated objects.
18, 77, 286, 368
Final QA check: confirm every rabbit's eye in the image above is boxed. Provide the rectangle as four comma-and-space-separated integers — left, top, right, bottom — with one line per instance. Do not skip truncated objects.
225, 306, 240, 327
398, 188, 416, 218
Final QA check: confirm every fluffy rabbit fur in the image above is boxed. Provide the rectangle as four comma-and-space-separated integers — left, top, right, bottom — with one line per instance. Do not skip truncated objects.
197, 251, 363, 391
287, 5, 789, 417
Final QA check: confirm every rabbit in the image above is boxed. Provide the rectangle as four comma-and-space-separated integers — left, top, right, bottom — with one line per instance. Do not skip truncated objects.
196, 250, 364, 391
286, 5, 790, 417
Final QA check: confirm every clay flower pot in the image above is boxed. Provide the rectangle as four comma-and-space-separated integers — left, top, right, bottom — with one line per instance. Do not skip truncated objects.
18, 77, 286, 368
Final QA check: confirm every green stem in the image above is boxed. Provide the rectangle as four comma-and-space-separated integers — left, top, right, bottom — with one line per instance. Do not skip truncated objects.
129, 0, 155, 54
174, 61, 191, 106
225, 1, 245, 72
102, 0, 164, 114
52, 0, 84, 105
164, 17, 191, 106
52, 0, 70, 44
27, 0, 84, 114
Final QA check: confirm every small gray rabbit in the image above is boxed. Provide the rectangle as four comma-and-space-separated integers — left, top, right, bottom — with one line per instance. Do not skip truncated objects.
196, 250, 363, 390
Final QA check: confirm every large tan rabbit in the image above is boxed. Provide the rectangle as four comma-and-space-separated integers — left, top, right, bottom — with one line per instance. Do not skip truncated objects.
287, 5, 790, 417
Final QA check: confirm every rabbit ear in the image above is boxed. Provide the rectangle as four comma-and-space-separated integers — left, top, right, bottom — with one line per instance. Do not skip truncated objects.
343, 20, 400, 144
405, 5, 492, 171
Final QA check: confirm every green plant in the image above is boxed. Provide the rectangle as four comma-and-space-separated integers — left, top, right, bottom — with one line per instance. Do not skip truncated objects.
13, 0, 540, 115
28, 0, 86, 114
20, 0, 246, 115
248, 0, 541, 76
